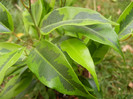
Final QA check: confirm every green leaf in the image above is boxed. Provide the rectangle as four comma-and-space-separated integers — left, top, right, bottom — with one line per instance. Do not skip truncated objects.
39, 0, 54, 24
0, 42, 22, 55
41, 7, 118, 35
46, 0, 55, 9
66, 0, 77, 6
22, 9, 37, 39
31, 0, 43, 26
62, 24, 124, 59
47, 89, 56, 99
51, 36, 72, 44
115, 2, 133, 40
87, 40, 109, 64
61, 38, 99, 91
22, 0, 42, 38
5, 66, 25, 78
0, 3, 14, 33
15, 79, 37, 99
22, 0, 52, 38
79, 77, 103, 99
0, 68, 32, 99
22, 10, 40, 38
27, 40, 95, 98
0, 48, 24, 84
22, 0, 53, 29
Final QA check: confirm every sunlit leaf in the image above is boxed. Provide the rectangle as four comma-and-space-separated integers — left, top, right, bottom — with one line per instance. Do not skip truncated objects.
61, 38, 99, 90
0, 48, 25, 84
27, 40, 95, 98
63, 24, 124, 59
41, 7, 118, 35
0, 3, 14, 33
115, 2, 133, 40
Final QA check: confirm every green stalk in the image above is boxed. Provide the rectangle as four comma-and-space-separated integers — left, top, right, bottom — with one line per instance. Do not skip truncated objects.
21, 0, 41, 40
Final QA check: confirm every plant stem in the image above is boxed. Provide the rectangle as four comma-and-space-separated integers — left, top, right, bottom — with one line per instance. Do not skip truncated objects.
21, 0, 41, 40
24, 50, 28, 56
20, 0, 29, 10
64, 0, 66, 6
12, 32, 24, 42
29, 0, 31, 10
28, 0, 41, 40
93, 0, 96, 11
60, 0, 63, 7
29, 12, 41, 40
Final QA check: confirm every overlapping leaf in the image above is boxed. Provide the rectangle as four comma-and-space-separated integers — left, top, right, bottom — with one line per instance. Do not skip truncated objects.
61, 38, 99, 90
27, 40, 95, 98
87, 40, 109, 64
0, 69, 32, 99
0, 42, 21, 55
23, 0, 53, 38
0, 3, 14, 33
0, 48, 24, 84
115, 2, 133, 40
62, 24, 123, 58
5, 66, 25, 78
41, 7, 117, 34
22, 0, 42, 38
15, 79, 37, 99
79, 77, 103, 98
31, 0, 43, 26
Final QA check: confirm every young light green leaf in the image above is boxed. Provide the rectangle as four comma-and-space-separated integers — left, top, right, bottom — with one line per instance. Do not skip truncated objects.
0, 69, 32, 99
0, 48, 25, 85
0, 3, 14, 33
63, 24, 124, 59
61, 38, 99, 91
27, 40, 95, 98
115, 2, 133, 40
0, 42, 22, 55
41, 7, 118, 35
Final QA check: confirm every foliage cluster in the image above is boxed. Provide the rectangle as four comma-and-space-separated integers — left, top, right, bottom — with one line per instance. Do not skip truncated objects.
0, 0, 133, 98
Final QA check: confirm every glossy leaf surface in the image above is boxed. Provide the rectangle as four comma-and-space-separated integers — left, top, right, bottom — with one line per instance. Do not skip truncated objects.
0, 48, 24, 84
27, 40, 95, 98
41, 7, 117, 34
63, 24, 123, 58
115, 2, 133, 40
0, 3, 14, 33
61, 38, 99, 90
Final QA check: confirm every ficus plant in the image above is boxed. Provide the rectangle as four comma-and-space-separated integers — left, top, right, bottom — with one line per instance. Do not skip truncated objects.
0, 0, 133, 99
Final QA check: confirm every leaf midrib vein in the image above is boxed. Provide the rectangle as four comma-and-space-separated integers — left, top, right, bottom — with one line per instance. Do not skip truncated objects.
119, 20, 133, 35
34, 48, 82, 92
